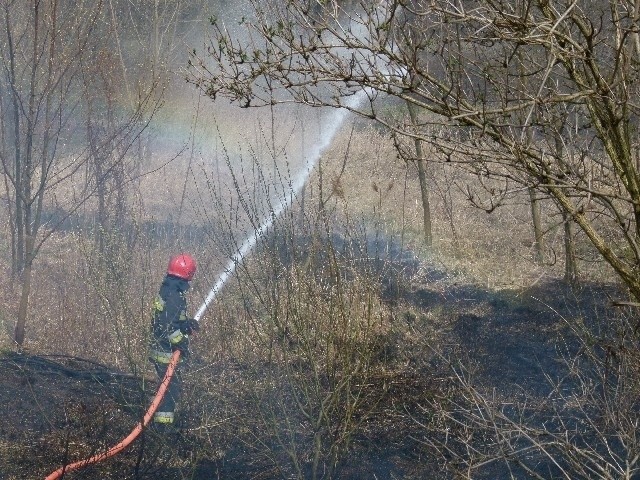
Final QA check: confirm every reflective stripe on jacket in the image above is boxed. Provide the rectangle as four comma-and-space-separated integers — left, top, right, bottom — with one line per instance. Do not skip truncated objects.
153, 411, 175, 423
149, 349, 174, 364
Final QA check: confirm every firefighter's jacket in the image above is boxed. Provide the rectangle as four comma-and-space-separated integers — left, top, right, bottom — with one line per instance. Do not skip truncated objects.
150, 274, 192, 362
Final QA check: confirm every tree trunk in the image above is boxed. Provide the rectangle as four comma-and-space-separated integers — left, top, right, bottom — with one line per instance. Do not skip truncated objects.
4, 4, 23, 274
407, 101, 432, 246
529, 188, 544, 265
13, 269, 31, 349
298, 116, 306, 227
13, 237, 34, 349
563, 211, 578, 286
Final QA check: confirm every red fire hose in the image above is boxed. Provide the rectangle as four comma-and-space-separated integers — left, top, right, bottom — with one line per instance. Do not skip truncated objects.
44, 350, 181, 480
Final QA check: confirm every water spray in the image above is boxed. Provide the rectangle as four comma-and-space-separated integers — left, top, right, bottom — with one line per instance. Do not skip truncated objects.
194, 89, 370, 321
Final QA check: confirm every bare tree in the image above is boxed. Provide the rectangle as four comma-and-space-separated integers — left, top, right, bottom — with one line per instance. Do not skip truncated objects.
0, 0, 102, 347
0, 0, 157, 348
405, 100, 433, 246
188, 0, 640, 300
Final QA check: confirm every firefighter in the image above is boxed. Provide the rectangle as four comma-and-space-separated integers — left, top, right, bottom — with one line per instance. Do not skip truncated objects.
149, 253, 199, 428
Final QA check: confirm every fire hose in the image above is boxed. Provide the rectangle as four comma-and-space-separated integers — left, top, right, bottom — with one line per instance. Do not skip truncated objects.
44, 350, 181, 480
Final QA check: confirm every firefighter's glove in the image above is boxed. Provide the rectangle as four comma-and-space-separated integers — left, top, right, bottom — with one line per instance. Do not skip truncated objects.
173, 341, 189, 354
181, 319, 200, 335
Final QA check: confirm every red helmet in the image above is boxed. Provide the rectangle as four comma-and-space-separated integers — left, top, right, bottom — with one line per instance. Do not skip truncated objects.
167, 253, 196, 281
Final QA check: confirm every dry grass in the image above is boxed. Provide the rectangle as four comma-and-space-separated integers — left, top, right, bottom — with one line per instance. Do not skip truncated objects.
0, 101, 619, 374
0, 99, 615, 358
0, 101, 627, 479
320, 122, 620, 291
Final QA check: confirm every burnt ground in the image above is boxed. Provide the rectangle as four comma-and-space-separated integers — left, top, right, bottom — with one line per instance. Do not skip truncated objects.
0, 263, 628, 479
